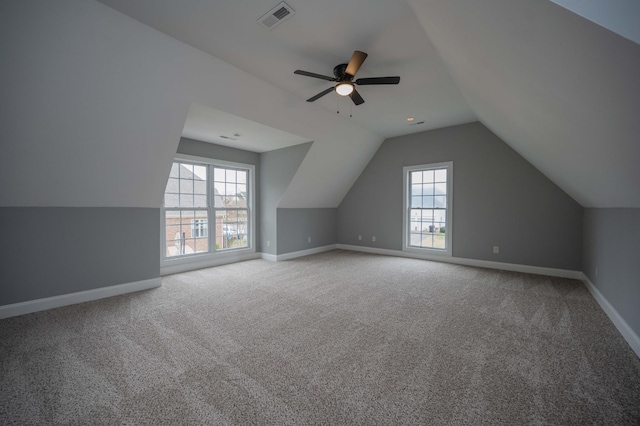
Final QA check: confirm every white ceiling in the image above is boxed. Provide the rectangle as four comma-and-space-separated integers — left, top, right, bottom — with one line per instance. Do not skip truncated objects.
95, 0, 640, 208
182, 104, 310, 153
95, 0, 475, 142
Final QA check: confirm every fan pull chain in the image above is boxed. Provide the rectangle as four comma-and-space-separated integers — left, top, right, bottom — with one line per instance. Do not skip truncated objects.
336, 95, 340, 114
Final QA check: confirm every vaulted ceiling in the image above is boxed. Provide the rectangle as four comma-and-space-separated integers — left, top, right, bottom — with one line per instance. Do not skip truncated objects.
96, 0, 640, 208
3, 0, 637, 209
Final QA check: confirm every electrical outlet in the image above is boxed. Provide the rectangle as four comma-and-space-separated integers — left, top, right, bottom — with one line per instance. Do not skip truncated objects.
266, 240, 270, 247
307, 236, 311, 243
372, 236, 376, 242
493, 246, 499, 254
358, 235, 362, 241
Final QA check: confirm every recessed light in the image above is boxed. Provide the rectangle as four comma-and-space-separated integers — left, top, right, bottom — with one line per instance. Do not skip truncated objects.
406, 117, 415, 122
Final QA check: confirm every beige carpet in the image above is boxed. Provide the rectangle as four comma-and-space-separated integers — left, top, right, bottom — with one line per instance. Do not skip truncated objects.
1, 250, 639, 424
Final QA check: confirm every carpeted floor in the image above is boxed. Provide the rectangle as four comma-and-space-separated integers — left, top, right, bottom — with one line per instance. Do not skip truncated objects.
1, 250, 639, 424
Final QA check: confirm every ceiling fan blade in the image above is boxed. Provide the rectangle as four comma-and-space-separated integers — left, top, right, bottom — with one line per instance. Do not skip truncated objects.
345, 51, 368, 77
306, 87, 335, 102
355, 76, 400, 85
349, 89, 365, 106
294, 70, 336, 81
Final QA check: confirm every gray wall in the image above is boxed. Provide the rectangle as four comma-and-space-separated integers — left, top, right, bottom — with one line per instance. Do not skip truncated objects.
277, 208, 337, 255
0, 207, 159, 305
338, 122, 583, 270
259, 143, 312, 254
583, 208, 640, 337
178, 137, 261, 248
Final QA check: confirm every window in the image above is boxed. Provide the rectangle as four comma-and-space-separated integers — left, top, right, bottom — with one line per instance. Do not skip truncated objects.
162, 156, 254, 260
403, 162, 453, 256
191, 219, 208, 238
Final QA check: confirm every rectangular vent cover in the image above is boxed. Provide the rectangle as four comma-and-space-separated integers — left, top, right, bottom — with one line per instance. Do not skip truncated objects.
258, 2, 295, 30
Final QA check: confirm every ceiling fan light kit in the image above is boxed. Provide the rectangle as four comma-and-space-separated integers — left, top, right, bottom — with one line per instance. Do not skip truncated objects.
294, 50, 400, 106
335, 82, 354, 96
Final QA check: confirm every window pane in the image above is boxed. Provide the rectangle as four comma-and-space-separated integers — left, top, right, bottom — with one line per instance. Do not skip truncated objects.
193, 165, 207, 181
194, 194, 207, 208
411, 171, 423, 184
165, 210, 208, 257
215, 209, 248, 250
226, 169, 237, 183
214, 182, 225, 196
180, 194, 194, 207
194, 180, 207, 195
433, 209, 446, 222
169, 163, 179, 178
180, 179, 193, 194
424, 170, 435, 183
237, 171, 247, 184
214, 168, 225, 182
164, 193, 179, 208
165, 177, 179, 194
434, 168, 447, 182
423, 183, 434, 195
195, 237, 209, 252
435, 182, 447, 195
163, 162, 210, 209
411, 196, 422, 208
421, 234, 434, 248
423, 196, 434, 208
180, 163, 193, 178
434, 196, 446, 208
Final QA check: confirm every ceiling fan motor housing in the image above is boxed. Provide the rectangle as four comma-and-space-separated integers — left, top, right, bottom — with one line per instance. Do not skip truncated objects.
333, 64, 351, 80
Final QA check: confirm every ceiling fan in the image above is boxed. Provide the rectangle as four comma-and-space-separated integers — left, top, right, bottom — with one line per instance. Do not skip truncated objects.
294, 50, 400, 105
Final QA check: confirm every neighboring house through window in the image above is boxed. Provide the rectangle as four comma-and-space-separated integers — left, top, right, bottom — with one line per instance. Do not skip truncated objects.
161, 155, 254, 263
403, 162, 453, 256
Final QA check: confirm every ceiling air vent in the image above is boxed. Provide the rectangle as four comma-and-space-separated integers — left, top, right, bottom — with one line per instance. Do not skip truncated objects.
258, 2, 295, 30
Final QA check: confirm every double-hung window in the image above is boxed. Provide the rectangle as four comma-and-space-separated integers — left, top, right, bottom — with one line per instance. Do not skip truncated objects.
162, 155, 254, 262
403, 162, 453, 256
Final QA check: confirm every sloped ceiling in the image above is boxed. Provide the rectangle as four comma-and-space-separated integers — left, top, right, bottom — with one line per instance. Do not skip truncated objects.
550, 0, 640, 45
408, 0, 640, 207
96, 0, 640, 208
4, 0, 638, 209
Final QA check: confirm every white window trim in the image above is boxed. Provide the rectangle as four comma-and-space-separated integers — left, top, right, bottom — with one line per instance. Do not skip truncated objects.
160, 154, 256, 271
402, 161, 453, 257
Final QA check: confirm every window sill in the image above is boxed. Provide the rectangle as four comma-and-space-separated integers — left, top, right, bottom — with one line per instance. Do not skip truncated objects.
161, 248, 257, 275
403, 246, 452, 257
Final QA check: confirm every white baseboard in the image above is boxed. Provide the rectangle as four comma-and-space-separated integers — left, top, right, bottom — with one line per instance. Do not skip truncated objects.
336, 244, 583, 279
262, 244, 338, 262
261, 253, 278, 262
0, 277, 161, 320
580, 273, 640, 358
